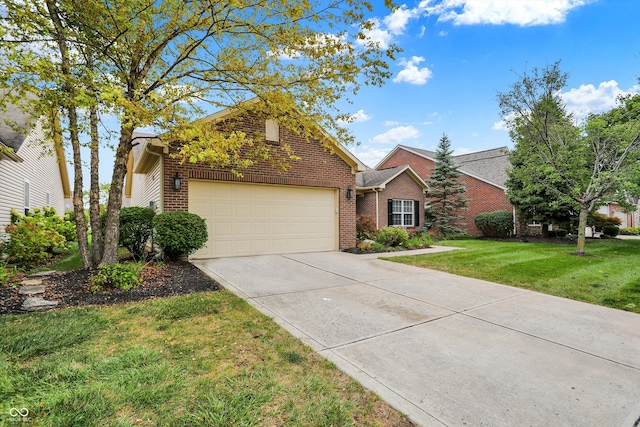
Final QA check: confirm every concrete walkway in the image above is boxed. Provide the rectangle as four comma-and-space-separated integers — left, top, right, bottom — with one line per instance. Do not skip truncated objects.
195, 248, 640, 427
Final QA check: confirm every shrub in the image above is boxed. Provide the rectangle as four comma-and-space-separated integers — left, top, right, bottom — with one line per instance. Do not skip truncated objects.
474, 210, 513, 238
589, 212, 622, 231
89, 262, 142, 291
602, 225, 619, 237
405, 234, 432, 249
0, 262, 18, 286
357, 241, 372, 252
356, 214, 377, 241
4, 210, 67, 267
119, 207, 156, 260
620, 226, 640, 235
374, 227, 408, 247
153, 211, 208, 260
555, 228, 568, 238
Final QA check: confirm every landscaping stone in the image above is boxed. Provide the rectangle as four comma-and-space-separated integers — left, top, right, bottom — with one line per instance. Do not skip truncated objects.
21, 297, 58, 312
18, 285, 46, 295
21, 279, 43, 286
28, 270, 57, 277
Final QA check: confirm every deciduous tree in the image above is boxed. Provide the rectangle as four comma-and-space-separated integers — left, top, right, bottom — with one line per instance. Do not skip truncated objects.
0, 0, 398, 266
498, 62, 640, 254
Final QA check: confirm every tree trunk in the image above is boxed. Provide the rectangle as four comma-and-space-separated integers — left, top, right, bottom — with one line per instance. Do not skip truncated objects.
45, 0, 91, 268
89, 105, 103, 266
99, 127, 134, 266
576, 204, 589, 255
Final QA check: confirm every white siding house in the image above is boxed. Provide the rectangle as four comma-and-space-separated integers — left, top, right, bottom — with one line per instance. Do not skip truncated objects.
0, 98, 70, 240
123, 132, 163, 213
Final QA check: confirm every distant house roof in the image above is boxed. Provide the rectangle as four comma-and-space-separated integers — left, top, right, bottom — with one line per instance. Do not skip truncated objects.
0, 91, 33, 154
379, 145, 510, 189
356, 165, 428, 191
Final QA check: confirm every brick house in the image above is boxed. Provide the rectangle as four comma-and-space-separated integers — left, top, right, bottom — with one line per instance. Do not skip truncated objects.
376, 145, 513, 236
125, 104, 365, 258
355, 165, 428, 229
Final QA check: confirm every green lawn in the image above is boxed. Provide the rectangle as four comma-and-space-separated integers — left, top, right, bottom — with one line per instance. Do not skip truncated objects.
385, 238, 640, 314
0, 291, 411, 426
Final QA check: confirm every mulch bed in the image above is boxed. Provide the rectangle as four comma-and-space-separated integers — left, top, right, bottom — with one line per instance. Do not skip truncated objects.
0, 261, 220, 316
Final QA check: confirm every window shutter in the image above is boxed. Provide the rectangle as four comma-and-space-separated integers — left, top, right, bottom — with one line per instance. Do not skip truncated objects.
414, 200, 420, 227
387, 199, 393, 227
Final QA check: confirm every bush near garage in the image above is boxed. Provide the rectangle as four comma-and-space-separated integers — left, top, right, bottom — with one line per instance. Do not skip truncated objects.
356, 214, 377, 241
474, 210, 513, 238
119, 207, 156, 261
602, 225, 620, 237
589, 212, 622, 231
374, 227, 409, 247
153, 211, 208, 260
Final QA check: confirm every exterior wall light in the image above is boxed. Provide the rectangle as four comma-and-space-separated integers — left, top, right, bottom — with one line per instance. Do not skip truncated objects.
172, 172, 182, 191
346, 186, 353, 199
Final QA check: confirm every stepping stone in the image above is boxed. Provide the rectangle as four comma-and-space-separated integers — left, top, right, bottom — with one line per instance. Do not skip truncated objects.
28, 271, 56, 277
21, 297, 58, 312
19, 285, 46, 295
21, 279, 43, 286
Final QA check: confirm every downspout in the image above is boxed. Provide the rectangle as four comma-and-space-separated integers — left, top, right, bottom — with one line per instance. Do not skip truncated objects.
374, 189, 379, 230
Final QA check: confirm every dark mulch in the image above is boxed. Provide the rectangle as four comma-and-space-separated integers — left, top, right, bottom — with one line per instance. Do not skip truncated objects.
0, 261, 220, 316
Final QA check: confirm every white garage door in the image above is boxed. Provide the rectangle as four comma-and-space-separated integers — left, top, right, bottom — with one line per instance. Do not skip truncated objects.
189, 180, 338, 258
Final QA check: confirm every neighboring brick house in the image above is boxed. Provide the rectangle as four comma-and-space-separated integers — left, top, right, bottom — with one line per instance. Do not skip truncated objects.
596, 202, 639, 229
125, 104, 365, 258
376, 145, 512, 236
356, 165, 427, 230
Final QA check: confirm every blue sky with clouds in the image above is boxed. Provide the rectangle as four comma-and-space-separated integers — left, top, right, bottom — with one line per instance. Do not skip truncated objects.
93, 0, 640, 182
340, 0, 640, 167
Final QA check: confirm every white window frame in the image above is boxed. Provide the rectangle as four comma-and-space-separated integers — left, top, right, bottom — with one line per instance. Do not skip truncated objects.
391, 199, 414, 227
24, 180, 31, 215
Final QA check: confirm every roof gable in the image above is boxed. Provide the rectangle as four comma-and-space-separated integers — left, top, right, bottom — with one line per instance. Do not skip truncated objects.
356, 165, 428, 191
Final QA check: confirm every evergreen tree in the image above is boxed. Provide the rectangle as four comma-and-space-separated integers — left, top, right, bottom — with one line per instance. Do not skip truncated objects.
427, 135, 469, 237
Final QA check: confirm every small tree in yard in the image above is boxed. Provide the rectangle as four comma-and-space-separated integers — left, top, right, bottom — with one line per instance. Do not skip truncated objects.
427, 135, 469, 238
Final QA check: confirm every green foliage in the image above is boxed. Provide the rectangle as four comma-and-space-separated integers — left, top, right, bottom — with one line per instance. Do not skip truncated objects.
89, 262, 142, 291
555, 229, 568, 238
620, 226, 640, 235
474, 210, 514, 238
0, 262, 18, 286
4, 208, 68, 267
426, 135, 469, 237
374, 227, 409, 247
602, 225, 620, 237
356, 214, 377, 241
119, 207, 156, 261
405, 235, 433, 249
357, 241, 373, 252
589, 212, 622, 230
153, 212, 208, 260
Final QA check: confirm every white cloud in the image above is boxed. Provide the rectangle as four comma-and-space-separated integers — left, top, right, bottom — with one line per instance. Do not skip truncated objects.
560, 80, 631, 118
371, 125, 421, 144
357, 18, 394, 49
393, 56, 433, 85
453, 147, 474, 155
338, 109, 372, 125
438, 30, 448, 36
493, 112, 516, 131
423, 121, 433, 125
385, 120, 400, 126
384, 5, 416, 35
418, 25, 426, 38
423, 0, 590, 26
351, 147, 391, 168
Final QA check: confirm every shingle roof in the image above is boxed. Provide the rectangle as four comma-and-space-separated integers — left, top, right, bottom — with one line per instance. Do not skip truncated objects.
396, 145, 510, 187
0, 90, 33, 152
356, 165, 406, 188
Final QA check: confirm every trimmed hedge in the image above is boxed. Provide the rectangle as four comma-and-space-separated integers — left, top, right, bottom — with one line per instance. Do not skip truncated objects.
374, 227, 409, 247
153, 211, 208, 260
602, 225, 620, 237
474, 210, 513, 238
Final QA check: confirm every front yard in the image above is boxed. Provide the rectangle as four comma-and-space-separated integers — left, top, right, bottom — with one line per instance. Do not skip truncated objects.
386, 238, 640, 314
0, 290, 412, 426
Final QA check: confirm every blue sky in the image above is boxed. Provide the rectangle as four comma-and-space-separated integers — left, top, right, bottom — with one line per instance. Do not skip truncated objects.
340, 0, 640, 167
93, 0, 640, 182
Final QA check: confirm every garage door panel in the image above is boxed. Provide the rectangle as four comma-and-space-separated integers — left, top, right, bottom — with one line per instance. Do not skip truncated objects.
189, 181, 337, 258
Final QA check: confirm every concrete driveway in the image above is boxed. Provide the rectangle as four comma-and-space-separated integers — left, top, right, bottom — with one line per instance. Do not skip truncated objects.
195, 249, 640, 427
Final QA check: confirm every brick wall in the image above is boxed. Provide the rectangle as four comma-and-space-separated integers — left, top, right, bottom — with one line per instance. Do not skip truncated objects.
356, 172, 425, 229
162, 112, 356, 249
379, 149, 512, 236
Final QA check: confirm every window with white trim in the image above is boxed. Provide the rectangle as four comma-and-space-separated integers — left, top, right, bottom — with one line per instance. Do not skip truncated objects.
392, 199, 414, 226
24, 180, 30, 215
